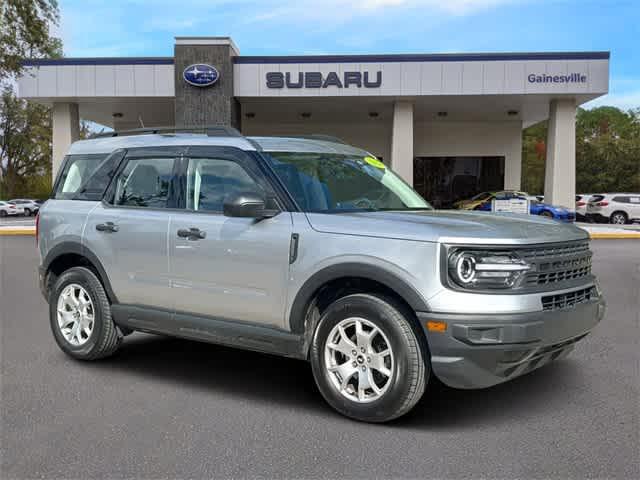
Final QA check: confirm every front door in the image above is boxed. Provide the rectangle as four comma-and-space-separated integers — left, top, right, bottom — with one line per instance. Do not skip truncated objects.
169, 149, 293, 329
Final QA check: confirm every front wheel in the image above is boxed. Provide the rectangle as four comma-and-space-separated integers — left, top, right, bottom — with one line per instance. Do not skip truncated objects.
24, 208, 31, 216
540, 211, 554, 218
310, 293, 428, 422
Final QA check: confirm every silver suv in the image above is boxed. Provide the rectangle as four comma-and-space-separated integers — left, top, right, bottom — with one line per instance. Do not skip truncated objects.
38, 128, 606, 422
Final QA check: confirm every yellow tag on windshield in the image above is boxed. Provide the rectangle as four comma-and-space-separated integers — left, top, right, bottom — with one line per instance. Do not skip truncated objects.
364, 156, 385, 169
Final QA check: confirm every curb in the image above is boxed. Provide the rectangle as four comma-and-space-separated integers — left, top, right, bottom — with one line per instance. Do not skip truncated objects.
588, 233, 640, 239
0, 229, 36, 236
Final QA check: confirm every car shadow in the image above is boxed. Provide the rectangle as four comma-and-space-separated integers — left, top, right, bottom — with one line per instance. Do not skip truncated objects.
88, 333, 587, 428
396, 360, 587, 430
87, 333, 328, 414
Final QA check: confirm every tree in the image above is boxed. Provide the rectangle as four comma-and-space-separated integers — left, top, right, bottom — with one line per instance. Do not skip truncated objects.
0, 0, 61, 81
575, 107, 640, 193
0, 86, 53, 198
521, 106, 640, 195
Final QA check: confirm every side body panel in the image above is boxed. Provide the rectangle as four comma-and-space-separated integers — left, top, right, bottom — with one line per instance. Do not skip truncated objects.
38, 199, 98, 265
168, 211, 293, 328
83, 203, 173, 310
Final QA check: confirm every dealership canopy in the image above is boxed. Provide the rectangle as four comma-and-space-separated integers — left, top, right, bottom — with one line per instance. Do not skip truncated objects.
17, 37, 609, 208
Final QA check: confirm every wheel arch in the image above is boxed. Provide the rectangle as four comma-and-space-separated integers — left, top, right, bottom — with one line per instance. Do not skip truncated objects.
610, 210, 628, 222
289, 263, 430, 356
43, 242, 118, 304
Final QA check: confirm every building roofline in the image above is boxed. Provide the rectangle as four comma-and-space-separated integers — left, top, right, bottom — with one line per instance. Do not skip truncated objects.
22, 57, 174, 66
175, 36, 240, 55
21, 51, 610, 68
234, 51, 610, 64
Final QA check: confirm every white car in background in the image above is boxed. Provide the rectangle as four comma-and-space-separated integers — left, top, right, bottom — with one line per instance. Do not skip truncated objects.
0, 201, 25, 217
586, 193, 640, 224
8, 199, 40, 216
575, 194, 593, 221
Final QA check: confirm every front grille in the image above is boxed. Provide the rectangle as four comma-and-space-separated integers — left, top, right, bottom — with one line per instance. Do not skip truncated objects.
519, 240, 589, 260
526, 257, 592, 285
519, 240, 593, 286
542, 287, 597, 311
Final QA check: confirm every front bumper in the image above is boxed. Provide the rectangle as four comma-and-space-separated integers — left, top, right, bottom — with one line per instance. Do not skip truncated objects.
418, 293, 606, 389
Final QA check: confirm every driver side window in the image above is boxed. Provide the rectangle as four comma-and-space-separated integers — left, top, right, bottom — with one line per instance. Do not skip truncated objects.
186, 157, 263, 213
113, 157, 176, 208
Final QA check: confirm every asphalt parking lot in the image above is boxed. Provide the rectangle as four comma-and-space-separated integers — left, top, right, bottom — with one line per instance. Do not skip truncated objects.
1, 237, 638, 479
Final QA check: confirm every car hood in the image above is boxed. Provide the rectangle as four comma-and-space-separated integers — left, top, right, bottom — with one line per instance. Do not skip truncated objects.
305, 210, 588, 245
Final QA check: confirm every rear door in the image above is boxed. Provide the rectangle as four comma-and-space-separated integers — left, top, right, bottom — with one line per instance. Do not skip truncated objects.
84, 148, 181, 310
168, 147, 293, 328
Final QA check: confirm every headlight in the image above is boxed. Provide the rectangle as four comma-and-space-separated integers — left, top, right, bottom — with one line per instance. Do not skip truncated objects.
447, 249, 531, 290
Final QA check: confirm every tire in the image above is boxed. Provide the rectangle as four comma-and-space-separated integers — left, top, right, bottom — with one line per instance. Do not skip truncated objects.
0, 210, 6, 217
540, 211, 554, 218
24, 208, 31, 216
610, 211, 627, 225
49, 267, 122, 360
310, 293, 428, 423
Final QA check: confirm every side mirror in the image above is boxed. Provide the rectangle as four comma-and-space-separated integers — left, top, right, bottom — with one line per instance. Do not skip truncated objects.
223, 191, 278, 218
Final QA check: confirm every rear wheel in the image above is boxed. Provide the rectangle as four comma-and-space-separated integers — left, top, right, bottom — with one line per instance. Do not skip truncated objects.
0, 210, 6, 217
610, 211, 627, 225
310, 293, 428, 423
49, 267, 122, 360
540, 211, 554, 218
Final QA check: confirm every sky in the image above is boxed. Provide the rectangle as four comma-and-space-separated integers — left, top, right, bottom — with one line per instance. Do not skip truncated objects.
56, 0, 639, 109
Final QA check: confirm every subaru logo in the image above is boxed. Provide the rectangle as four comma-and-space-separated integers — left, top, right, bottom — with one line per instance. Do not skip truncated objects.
183, 64, 219, 87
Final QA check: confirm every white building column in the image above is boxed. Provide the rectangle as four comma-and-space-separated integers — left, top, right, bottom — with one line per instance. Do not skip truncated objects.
544, 99, 576, 208
390, 101, 414, 184
52, 103, 80, 180
504, 124, 523, 190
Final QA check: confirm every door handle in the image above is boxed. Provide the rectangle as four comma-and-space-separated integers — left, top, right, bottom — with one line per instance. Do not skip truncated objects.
96, 222, 119, 233
177, 227, 206, 240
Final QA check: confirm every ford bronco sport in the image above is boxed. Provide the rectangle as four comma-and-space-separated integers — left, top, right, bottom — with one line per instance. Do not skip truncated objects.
38, 127, 605, 422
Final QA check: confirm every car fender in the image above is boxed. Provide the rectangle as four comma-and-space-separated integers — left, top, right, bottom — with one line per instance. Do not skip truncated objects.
288, 261, 430, 335
42, 241, 119, 303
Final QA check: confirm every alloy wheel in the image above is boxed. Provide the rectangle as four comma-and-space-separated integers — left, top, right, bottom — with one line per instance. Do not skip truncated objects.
56, 284, 95, 346
611, 214, 626, 224
324, 317, 394, 403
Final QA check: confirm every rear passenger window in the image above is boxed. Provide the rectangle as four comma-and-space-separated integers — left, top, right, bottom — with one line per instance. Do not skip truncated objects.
612, 196, 629, 203
113, 158, 175, 208
186, 158, 262, 213
54, 154, 107, 199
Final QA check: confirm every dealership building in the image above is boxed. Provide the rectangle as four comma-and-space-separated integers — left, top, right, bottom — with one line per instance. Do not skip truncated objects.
17, 37, 609, 208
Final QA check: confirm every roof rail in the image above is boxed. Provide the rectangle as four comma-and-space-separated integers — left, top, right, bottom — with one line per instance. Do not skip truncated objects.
281, 134, 348, 145
90, 125, 243, 139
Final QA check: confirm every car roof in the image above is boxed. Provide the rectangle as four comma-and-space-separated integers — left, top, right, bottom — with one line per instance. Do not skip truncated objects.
68, 134, 257, 155
68, 133, 372, 157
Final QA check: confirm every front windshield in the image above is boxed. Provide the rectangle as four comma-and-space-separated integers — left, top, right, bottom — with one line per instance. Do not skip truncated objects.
265, 152, 431, 212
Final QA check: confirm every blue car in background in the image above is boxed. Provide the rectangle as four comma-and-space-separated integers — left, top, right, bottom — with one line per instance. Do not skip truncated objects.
470, 191, 576, 222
